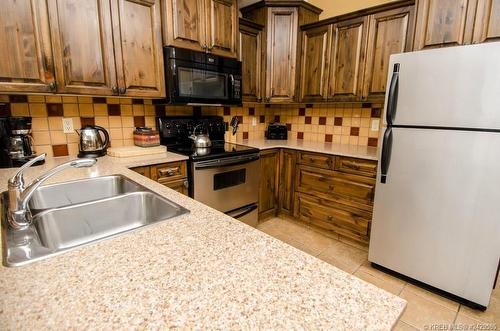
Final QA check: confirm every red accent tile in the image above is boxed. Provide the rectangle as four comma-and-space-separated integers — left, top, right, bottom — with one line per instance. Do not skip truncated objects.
274, 115, 280, 123
243, 132, 249, 139
134, 116, 145, 127
368, 137, 378, 147
47, 103, 63, 116
306, 104, 313, 108
248, 107, 255, 116
92, 97, 106, 104
132, 99, 144, 104
325, 134, 333, 142
0, 103, 11, 117
298, 108, 306, 116
259, 115, 265, 124
362, 102, 372, 108
350, 127, 360, 136
52, 144, 69, 157
9, 95, 28, 103
305, 116, 312, 124
334, 117, 343, 126
223, 106, 231, 115
286, 123, 292, 131
319, 117, 326, 125
193, 106, 201, 117
371, 108, 382, 118
297, 132, 304, 140
237, 115, 243, 123
107, 104, 121, 116
155, 105, 165, 116
80, 117, 95, 127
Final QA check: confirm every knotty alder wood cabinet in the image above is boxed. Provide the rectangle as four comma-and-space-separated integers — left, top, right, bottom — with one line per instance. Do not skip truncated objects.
239, 18, 264, 102
161, 0, 238, 58
0, 0, 165, 97
258, 149, 280, 220
131, 161, 189, 195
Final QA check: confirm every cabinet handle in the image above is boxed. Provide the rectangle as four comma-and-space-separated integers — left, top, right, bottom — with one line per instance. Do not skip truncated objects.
183, 180, 189, 189
202, 44, 207, 50
48, 81, 57, 91
159, 167, 178, 177
111, 86, 118, 94
119, 87, 126, 94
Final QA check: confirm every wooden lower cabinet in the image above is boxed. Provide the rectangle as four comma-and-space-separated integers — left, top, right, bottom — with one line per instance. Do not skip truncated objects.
258, 149, 280, 220
278, 149, 296, 216
130, 160, 189, 196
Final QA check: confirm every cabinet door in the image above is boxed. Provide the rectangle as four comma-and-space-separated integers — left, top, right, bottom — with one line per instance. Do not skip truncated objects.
205, 0, 238, 58
327, 16, 368, 101
473, 0, 500, 43
162, 0, 206, 52
239, 20, 263, 102
363, 6, 415, 100
299, 25, 331, 102
0, 0, 55, 93
48, 0, 117, 95
161, 179, 189, 195
111, 0, 165, 97
258, 149, 280, 220
413, 0, 478, 50
266, 8, 298, 103
279, 149, 296, 216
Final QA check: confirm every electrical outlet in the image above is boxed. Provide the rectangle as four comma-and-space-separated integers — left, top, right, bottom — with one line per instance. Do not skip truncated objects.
62, 118, 74, 133
371, 119, 380, 131
252, 117, 257, 126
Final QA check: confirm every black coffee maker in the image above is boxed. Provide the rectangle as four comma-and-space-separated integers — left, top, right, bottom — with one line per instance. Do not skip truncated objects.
0, 117, 45, 168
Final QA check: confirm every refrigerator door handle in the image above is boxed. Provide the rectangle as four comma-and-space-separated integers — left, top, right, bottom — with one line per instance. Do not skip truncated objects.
380, 127, 393, 184
386, 63, 400, 125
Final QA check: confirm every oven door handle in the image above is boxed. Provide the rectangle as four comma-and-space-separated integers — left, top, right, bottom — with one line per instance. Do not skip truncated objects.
194, 154, 260, 169
226, 204, 258, 219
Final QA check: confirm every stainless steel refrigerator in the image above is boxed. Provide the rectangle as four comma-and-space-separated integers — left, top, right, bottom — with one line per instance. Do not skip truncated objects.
368, 42, 500, 309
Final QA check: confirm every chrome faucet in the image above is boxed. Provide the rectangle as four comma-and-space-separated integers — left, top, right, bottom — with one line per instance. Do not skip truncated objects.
7, 154, 97, 229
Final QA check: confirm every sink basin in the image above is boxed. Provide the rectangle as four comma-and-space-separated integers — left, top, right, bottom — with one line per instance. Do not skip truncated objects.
28, 175, 144, 210
2, 175, 189, 267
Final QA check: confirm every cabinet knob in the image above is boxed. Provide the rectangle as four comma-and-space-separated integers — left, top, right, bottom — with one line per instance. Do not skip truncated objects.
111, 86, 118, 94
202, 44, 207, 50
119, 87, 126, 94
48, 82, 57, 91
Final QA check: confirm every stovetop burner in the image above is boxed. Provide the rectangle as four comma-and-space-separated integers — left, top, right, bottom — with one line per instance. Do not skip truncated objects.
168, 140, 259, 161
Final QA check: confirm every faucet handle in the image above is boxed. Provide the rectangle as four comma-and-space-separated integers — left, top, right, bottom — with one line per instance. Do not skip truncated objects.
9, 154, 47, 188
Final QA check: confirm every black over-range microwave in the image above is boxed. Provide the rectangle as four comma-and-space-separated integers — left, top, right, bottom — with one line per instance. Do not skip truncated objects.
163, 47, 242, 105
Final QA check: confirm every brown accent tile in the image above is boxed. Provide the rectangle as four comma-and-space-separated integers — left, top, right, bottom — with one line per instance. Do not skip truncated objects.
155, 105, 165, 116
107, 104, 121, 116
306, 104, 313, 108
132, 98, 144, 104
92, 97, 106, 104
362, 102, 372, 108
371, 108, 382, 118
193, 106, 201, 117
297, 132, 304, 140
286, 123, 292, 131
259, 115, 265, 124
299, 108, 306, 116
265, 104, 271, 108
243, 132, 249, 139
325, 134, 333, 142
80, 117, 95, 127
223, 106, 231, 115
334, 117, 343, 126
52, 144, 69, 157
248, 107, 255, 116
134, 116, 145, 127
47, 103, 63, 116
236, 115, 243, 124
319, 117, 327, 125
368, 137, 378, 147
274, 115, 280, 123
9, 95, 28, 103
350, 127, 360, 136
305, 116, 312, 124
0, 103, 11, 116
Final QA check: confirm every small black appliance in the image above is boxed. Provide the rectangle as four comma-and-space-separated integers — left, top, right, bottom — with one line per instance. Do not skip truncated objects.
0, 117, 45, 168
266, 123, 288, 140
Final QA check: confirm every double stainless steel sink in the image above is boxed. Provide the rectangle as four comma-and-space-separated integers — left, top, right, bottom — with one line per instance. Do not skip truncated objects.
1, 175, 189, 267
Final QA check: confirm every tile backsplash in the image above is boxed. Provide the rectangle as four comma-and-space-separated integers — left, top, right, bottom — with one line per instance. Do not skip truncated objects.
0, 94, 382, 157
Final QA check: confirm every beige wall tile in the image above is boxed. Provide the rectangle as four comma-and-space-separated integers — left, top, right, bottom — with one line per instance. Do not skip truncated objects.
67, 143, 79, 156
50, 131, 67, 144
119, 98, 132, 104
11, 103, 29, 116
123, 139, 134, 146
62, 96, 78, 103
48, 117, 63, 131
78, 96, 93, 103
111, 139, 124, 147
35, 144, 53, 157
29, 103, 47, 117
120, 104, 132, 116
93, 103, 108, 116
79, 104, 94, 117
32, 118, 49, 132
94, 116, 109, 128
144, 104, 155, 116
122, 127, 134, 140
28, 95, 45, 103
109, 128, 123, 140
63, 103, 79, 117
106, 97, 120, 104
109, 116, 122, 128
121, 116, 134, 128
66, 132, 79, 144
32, 131, 51, 145
45, 96, 62, 103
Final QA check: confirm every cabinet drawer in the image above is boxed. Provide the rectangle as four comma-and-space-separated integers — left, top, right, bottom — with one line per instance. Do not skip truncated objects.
294, 193, 370, 245
335, 156, 377, 178
130, 166, 151, 178
296, 165, 375, 210
159, 178, 188, 196
297, 151, 335, 169
151, 161, 187, 182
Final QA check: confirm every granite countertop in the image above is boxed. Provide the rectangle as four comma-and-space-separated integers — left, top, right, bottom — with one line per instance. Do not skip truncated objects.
237, 138, 379, 161
0, 153, 403, 330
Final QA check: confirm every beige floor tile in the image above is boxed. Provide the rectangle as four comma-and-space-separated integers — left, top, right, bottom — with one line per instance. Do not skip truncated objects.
393, 321, 420, 331
404, 284, 460, 312
357, 261, 406, 288
297, 228, 337, 256
399, 287, 457, 330
354, 269, 405, 295
459, 293, 500, 325
454, 312, 498, 329
316, 241, 368, 274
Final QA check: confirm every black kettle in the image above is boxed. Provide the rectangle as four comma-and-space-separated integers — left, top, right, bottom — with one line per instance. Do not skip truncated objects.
75, 125, 110, 158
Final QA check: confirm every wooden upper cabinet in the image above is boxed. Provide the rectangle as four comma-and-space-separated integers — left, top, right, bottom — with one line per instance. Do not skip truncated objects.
473, 0, 500, 43
205, 0, 238, 57
266, 8, 298, 103
161, 0, 206, 52
328, 16, 368, 101
413, 0, 478, 50
300, 25, 331, 102
0, 0, 55, 93
239, 19, 263, 102
111, 0, 165, 97
363, 6, 415, 100
48, 0, 117, 95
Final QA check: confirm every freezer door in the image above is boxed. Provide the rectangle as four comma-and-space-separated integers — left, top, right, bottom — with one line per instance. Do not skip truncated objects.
383, 42, 500, 129
369, 127, 500, 306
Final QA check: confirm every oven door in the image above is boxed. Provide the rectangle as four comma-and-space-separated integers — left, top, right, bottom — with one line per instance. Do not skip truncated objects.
192, 154, 260, 213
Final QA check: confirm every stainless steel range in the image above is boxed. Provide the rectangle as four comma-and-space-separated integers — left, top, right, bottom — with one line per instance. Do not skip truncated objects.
157, 116, 260, 226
